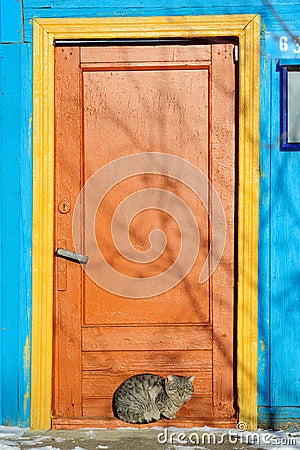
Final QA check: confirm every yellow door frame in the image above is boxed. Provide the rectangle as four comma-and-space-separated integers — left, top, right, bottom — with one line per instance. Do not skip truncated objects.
31, 14, 260, 430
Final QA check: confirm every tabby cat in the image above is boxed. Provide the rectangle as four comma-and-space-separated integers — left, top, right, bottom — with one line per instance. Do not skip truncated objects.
112, 373, 195, 424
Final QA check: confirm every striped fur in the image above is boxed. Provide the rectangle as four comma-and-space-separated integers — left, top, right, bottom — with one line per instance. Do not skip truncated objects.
113, 373, 194, 424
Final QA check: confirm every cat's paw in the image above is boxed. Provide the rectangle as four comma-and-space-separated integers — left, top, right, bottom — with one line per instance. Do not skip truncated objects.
162, 411, 176, 420
153, 412, 161, 421
144, 410, 160, 422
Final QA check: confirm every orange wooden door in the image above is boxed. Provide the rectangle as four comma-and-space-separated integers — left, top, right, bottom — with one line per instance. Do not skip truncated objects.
53, 42, 236, 429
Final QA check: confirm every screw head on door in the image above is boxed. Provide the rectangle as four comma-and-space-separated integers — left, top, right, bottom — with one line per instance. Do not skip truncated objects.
58, 201, 71, 214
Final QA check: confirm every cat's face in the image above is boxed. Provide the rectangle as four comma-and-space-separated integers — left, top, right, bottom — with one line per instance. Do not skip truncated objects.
165, 375, 194, 402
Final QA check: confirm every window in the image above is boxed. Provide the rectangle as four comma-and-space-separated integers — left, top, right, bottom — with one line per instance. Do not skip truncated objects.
280, 62, 300, 150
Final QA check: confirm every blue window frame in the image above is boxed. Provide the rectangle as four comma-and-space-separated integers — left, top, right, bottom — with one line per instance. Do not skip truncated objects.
280, 61, 300, 151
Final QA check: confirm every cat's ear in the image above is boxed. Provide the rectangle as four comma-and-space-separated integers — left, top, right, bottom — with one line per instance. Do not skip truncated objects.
166, 375, 175, 382
187, 375, 195, 384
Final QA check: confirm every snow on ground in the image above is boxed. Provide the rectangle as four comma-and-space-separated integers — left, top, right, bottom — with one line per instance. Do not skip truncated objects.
0, 427, 27, 438
0, 425, 299, 450
0, 427, 26, 450
0, 427, 56, 450
253, 429, 300, 450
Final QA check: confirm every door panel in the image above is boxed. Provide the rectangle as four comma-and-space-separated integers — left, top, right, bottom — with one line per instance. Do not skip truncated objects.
53, 42, 236, 428
53, 46, 82, 418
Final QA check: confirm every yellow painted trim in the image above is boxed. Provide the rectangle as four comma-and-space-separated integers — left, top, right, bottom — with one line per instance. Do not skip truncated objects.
32, 14, 260, 430
31, 19, 55, 430
236, 14, 260, 431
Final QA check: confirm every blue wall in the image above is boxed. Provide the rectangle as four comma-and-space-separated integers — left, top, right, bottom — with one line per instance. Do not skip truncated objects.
0, 54, 32, 425
1, 0, 300, 429
258, 45, 300, 429
0, 0, 32, 426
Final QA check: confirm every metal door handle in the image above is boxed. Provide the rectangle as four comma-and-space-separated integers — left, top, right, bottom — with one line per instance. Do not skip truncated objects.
56, 248, 89, 265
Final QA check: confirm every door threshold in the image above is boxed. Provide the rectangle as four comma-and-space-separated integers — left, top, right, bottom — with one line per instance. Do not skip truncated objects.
52, 416, 238, 430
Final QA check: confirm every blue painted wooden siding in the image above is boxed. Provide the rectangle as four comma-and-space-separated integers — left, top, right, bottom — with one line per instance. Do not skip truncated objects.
258, 40, 272, 409
22, 6, 300, 43
269, 64, 300, 408
0, 40, 32, 426
0, 0, 23, 43
260, 58, 300, 428
258, 31, 300, 428
1, 0, 300, 428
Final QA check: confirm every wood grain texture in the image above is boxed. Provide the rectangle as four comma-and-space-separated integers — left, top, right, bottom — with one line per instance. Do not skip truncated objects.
82, 349, 212, 372
31, 15, 257, 39
82, 326, 212, 351
81, 44, 211, 67
236, 14, 260, 430
31, 19, 56, 430
82, 371, 212, 397
258, 407, 300, 431
24, 0, 300, 7
23, 5, 300, 42
0, 43, 23, 425
82, 395, 213, 419
82, 46, 210, 326
52, 415, 238, 430
258, 55, 272, 410
53, 47, 83, 418
269, 61, 300, 408
0, 0, 23, 43
3, 0, 299, 430
210, 43, 236, 419
54, 42, 235, 427
31, 15, 260, 430
0, 43, 32, 426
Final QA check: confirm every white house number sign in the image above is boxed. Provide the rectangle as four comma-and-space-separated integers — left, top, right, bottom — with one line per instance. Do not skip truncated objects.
279, 36, 300, 54
266, 32, 300, 58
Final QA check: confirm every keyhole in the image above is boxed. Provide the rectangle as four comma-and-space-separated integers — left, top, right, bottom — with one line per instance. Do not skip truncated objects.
58, 201, 71, 214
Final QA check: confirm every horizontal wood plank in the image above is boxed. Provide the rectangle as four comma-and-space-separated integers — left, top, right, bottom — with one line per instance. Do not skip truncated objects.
82, 325, 212, 351
82, 349, 212, 396
82, 395, 213, 419
83, 372, 211, 397
81, 45, 211, 65
52, 416, 238, 430
82, 349, 211, 372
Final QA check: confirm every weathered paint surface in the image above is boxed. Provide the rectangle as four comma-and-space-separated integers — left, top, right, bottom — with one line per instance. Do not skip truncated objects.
0, 40, 32, 426
258, 34, 300, 428
269, 66, 300, 408
53, 43, 236, 428
0, 0, 23, 43
31, 15, 260, 430
0, 0, 300, 430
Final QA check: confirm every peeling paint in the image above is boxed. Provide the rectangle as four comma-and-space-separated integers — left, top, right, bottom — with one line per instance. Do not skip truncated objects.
23, 336, 31, 416
23, 336, 30, 375
23, 388, 30, 416
260, 339, 266, 353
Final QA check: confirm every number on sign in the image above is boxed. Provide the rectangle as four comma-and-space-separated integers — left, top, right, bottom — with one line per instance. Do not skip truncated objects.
279, 36, 289, 52
293, 41, 300, 54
